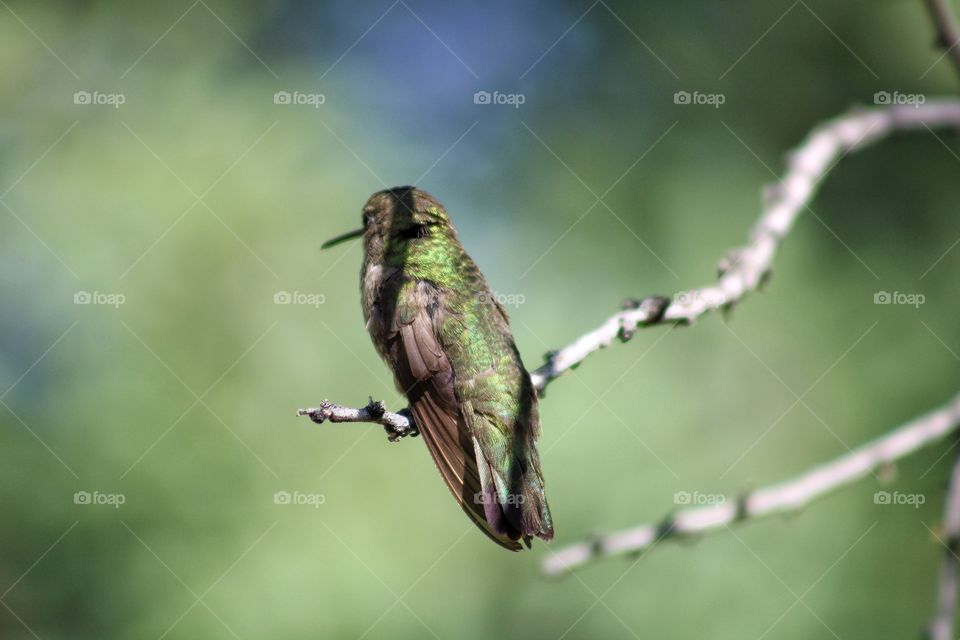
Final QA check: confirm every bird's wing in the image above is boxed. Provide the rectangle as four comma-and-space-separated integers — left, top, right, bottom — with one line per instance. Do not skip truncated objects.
386, 278, 523, 551
455, 310, 554, 545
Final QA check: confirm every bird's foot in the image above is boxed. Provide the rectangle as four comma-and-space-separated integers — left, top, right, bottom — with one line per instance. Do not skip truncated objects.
382, 407, 418, 442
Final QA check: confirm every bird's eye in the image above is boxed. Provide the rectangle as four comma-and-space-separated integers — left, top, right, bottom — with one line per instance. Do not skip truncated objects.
362, 207, 375, 226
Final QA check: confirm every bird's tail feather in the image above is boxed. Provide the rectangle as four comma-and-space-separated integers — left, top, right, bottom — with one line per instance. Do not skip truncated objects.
475, 438, 553, 544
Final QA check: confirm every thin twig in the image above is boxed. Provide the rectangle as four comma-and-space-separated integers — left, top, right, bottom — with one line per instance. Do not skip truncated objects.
297, 399, 415, 441
299, 100, 960, 431
543, 393, 960, 576
923, 0, 960, 80
928, 431, 960, 639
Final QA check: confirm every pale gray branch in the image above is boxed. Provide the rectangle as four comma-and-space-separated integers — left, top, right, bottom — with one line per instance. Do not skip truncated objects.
297, 399, 415, 441
544, 393, 960, 576
531, 100, 960, 389
298, 101, 960, 446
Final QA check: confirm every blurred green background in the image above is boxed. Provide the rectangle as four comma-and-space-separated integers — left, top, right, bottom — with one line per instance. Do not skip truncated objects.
1, 1, 958, 638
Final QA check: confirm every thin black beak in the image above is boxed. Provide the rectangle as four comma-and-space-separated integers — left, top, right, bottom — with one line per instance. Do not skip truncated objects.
321, 228, 364, 250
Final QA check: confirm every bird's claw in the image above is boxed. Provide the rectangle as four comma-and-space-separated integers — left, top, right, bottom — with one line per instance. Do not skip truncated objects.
384, 408, 418, 442
384, 425, 418, 441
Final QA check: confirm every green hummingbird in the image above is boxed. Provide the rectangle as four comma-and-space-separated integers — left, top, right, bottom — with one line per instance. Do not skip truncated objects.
322, 186, 553, 550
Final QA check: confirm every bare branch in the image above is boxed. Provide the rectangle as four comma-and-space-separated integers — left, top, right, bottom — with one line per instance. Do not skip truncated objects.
531, 100, 960, 389
297, 100, 960, 432
928, 436, 960, 640
923, 0, 960, 81
543, 393, 960, 576
297, 399, 416, 441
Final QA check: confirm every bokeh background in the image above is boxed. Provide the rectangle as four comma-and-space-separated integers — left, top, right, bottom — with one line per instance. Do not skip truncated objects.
1, 1, 958, 638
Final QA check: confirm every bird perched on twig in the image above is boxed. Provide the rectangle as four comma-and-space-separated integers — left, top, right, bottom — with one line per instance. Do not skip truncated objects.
322, 186, 553, 550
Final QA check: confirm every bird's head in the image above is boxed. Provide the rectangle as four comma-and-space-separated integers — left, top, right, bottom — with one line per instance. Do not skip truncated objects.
322, 186, 451, 255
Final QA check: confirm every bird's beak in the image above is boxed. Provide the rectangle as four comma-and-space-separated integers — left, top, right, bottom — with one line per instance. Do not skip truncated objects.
321, 228, 364, 250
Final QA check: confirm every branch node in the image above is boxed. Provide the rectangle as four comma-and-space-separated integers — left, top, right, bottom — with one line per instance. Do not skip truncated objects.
656, 514, 677, 540
620, 295, 672, 341
642, 295, 671, 325
587, 532, 606, 557
366, 397, 386, 419
734, 493, 750, 523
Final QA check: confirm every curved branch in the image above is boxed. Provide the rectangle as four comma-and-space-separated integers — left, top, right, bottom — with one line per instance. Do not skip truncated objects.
543, 393, 960, 576
531, 99, 960, 389
298, 100, 960, 431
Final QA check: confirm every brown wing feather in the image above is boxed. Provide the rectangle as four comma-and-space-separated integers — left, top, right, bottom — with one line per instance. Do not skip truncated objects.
387, 286, 522, 551
409, 391, 521, 551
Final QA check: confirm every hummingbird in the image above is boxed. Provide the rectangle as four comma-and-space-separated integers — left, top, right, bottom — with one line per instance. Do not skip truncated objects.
322, 186, 553, 550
